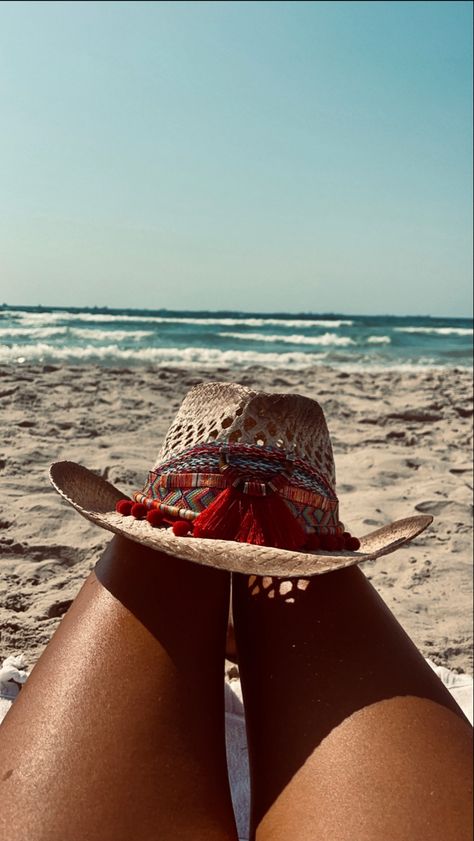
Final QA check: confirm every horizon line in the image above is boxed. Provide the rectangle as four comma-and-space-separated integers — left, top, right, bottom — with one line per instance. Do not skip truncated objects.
1, 303, 472, 322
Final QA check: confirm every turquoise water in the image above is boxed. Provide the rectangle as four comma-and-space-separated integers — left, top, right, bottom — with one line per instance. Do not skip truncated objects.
0, 306, 472, 369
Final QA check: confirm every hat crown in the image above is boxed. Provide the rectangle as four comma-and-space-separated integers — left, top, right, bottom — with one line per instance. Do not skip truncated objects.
155, 382, 336, 489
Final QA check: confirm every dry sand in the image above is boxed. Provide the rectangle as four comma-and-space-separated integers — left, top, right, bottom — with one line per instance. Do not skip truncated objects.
0, 363, 472, 673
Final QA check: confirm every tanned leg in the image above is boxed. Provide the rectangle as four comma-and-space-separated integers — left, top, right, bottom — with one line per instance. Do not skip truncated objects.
0, 536, 238, 841
233, 566, 473, 841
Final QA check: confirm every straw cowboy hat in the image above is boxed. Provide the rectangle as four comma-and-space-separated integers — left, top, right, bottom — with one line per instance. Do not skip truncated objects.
50, 381, 432, 578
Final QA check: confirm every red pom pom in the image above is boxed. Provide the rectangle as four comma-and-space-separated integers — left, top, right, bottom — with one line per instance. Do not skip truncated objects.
131, 503, 147, 519
306, 533, 321, 550
147, 509, 164, 528
172, 519, 192, 537
116, 499, 133, 516
343, 531, 352, 540
346, 536, 361, 551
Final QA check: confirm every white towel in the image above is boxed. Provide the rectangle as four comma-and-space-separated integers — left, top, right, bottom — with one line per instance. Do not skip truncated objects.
0, 654, 29, 725
425, 658, 473, 728
1, 655, 472, 841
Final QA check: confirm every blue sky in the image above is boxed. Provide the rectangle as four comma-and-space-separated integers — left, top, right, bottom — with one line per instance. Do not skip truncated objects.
0, 1, 472, 316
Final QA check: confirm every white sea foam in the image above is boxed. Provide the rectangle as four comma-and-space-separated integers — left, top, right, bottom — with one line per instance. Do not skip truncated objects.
0, 342, 329, 369
70, 328, 154, 341
395, 326, 473, 337
4, 310, 353, 330
0, 326, 153, 342
219, 331, 355, 346
1, 311, 73, 324
1, 342, 464, 371
367, 335, 391, 344
0, 326, 68, 339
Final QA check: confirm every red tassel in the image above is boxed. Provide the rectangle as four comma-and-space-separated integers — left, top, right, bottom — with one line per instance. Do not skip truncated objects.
306, 533, 321, 550
193, 486, 243, 540
239, 493, 307, 550
320, 534, 338, 551
193, 485, 306, 550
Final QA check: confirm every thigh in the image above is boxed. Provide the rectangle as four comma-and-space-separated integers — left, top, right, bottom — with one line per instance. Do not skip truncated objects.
0, 537, 238, 841
233, 567, 473, 841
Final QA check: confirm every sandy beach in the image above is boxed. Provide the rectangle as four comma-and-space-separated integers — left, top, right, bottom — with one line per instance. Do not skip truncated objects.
0, 363, 472, 674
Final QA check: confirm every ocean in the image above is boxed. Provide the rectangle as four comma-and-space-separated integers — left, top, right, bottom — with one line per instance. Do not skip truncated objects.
0, 306, 472, 370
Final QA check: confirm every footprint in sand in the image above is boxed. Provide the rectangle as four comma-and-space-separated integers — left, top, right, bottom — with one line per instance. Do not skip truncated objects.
387, 410, 443, 423
454, 405, 473, 418
3, 593, 32, 613
410, 565, 432, 586
415, 500, 472, 517
47, 600, 73, 619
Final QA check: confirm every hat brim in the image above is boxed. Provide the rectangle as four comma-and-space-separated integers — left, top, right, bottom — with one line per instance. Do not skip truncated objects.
49, 461, 433, 578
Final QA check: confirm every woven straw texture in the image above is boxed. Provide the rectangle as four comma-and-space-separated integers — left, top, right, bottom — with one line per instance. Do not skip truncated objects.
155, 382, 336, 488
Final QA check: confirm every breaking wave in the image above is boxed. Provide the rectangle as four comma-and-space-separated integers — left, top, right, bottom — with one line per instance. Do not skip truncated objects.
2, 310, 354, 330
395, 326, 473, 337
218, 331, 356, 346
367, 335, 391, 344
0, 342, 330, 369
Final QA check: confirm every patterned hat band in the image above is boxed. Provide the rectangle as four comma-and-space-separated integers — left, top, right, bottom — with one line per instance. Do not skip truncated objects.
115, 442, 360, 552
